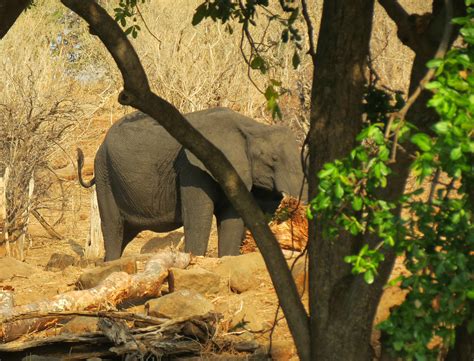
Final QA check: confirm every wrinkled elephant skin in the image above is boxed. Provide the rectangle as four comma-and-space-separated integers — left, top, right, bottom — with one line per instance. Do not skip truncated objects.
79, 107, 305, 261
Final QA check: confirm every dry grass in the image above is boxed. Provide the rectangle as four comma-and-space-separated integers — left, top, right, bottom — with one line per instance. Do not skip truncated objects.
0, 0, 431, 258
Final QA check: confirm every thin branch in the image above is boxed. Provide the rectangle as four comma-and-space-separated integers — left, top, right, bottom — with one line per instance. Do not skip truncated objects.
135, 3, 161, 46
428, 168, 441, 205
301, 0, 316, 59
377, 0, 410, 28
0, 310, 168, 325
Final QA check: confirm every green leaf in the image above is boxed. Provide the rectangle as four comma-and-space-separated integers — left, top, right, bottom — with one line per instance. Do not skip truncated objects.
411, 133, 432, 151
318, 166, 335, 179
250, 56, 267, 73
292, 51, 300, 69
426, 58, 443, 68
352, 197, 363, 211
364, 270, 375, 284
192, 4, 208, 26
450, 147, 462, 160
433, 121, 451, 134
393, 340, 404, 351
334, 182, 344, 198
425, 81, 442, 90
467, 290, 474, 300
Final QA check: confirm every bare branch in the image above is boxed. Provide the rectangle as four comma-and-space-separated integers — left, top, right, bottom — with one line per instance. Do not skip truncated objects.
59, 1, 311, 359
301, 0, 316, 59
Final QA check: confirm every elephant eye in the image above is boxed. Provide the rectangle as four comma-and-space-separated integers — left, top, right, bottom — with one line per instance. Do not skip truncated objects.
272, 154, 279, 162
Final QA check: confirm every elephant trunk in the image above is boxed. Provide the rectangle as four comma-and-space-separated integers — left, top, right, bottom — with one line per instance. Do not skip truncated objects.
276, 171, 307, 203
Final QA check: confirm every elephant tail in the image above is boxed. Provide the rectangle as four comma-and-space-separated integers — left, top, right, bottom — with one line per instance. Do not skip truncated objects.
77, 148, 96, 188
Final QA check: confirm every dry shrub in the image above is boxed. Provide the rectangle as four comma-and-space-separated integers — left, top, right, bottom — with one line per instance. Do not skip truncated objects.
0, 2, 105, 258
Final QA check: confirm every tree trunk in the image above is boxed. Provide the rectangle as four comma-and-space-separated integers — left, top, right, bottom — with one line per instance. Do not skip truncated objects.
306, 1, 375, 359
445, 320, 474, 361
307, 1, 464, 359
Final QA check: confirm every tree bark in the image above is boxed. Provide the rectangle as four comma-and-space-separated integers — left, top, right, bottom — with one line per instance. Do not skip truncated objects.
306, 1, 464, 360
57, 1, 311, 360
306, 1, 375, 360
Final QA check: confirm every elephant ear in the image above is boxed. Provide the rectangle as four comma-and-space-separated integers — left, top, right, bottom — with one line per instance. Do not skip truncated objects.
183, 121, 253, 190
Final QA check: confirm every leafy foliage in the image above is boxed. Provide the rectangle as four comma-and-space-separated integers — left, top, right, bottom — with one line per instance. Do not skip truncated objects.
114, 0, 146, 38
308, 3, 474, 359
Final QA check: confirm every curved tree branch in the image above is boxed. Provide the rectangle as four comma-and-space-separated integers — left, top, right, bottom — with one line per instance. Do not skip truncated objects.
0, 0, 30, 39
59, 1, 310, 360
301, 0, 316, 60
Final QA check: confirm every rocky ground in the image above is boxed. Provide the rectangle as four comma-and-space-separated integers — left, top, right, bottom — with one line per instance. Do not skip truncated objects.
0, 226, 408, 360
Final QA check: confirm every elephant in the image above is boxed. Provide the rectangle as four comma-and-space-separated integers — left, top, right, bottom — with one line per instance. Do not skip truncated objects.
77, 107, 305, 261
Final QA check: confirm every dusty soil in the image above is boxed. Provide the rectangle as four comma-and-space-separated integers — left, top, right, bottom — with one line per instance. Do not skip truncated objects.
0, 112, 408, 360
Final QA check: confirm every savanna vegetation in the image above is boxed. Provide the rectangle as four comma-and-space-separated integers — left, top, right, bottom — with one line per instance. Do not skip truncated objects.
0, 0, 472, 360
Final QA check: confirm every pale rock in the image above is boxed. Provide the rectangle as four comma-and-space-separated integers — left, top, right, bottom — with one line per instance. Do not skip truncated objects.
145, 289, 214, 319
170, 266, 221, 294
61, 316, 99, 334
45, 252, 77, 271
0, 257, 40, 281
215, 253, 266, 293
140, 231, 184, 254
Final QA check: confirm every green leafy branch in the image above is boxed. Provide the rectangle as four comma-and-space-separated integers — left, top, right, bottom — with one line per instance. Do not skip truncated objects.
308, 3, 473, 358
114, 0, 146, 38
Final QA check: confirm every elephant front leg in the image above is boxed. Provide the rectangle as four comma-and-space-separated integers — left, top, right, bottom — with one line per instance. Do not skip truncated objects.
180, 184, 215, 256
216, 206, 245, 257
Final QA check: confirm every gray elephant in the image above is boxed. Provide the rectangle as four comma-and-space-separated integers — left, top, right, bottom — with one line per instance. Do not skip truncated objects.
78, 107, 304, 261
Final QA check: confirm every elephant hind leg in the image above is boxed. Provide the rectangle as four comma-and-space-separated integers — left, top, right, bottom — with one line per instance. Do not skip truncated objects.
180, 183, 215, 256
216, 206, 245, 257
96, 183, 124, 262
120, 224, 139, 255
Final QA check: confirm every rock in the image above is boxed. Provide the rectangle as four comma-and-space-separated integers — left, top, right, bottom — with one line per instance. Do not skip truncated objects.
0, 257, 40, 281
215, 253, 267, 293
229, 301, 265, 332
145, 289, 214, 319
61, 316, 99, 334
170, 266, 221, 295
265, 340, 297, 361
140, 231, 184, 254
45, 253, 77, 271
76, 256, 147, 289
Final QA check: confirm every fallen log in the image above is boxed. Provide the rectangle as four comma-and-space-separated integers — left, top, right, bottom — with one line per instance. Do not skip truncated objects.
0, 250, 191, 342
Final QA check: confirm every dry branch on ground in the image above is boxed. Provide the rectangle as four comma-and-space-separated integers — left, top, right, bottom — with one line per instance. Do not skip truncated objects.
0, 250, 191, 343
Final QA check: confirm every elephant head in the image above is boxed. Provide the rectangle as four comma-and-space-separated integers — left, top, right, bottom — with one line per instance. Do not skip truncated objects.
183, 109, 305, 205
